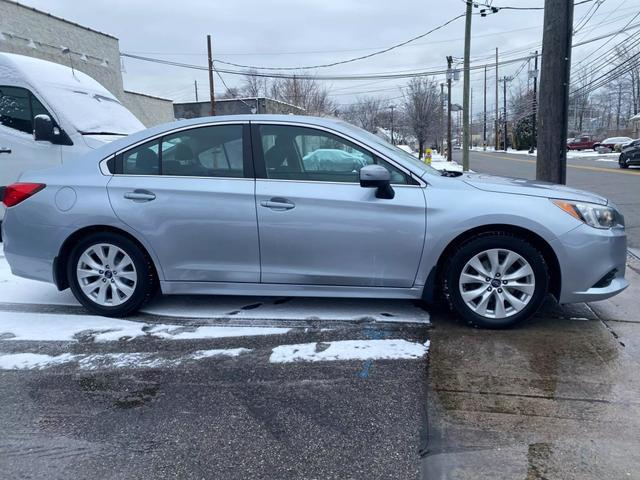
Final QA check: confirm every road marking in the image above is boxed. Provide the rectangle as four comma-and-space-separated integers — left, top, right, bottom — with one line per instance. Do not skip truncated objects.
473, 152, 640, 176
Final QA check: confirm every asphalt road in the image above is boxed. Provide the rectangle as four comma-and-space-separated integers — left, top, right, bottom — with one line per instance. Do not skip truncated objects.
0, 305, 430, 480
455, 150, 640, 249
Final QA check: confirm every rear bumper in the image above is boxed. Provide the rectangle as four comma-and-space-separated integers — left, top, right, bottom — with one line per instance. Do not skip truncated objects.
2, 208, 66, 285
554, 224, 628, 304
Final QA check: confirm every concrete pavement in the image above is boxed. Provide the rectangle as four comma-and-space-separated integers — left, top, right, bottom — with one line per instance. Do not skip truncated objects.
421, 253, 640, 479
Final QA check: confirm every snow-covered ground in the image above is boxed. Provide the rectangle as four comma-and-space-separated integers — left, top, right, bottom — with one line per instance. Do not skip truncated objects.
0, 311, 290, 342
471, 145, 620, 162
0, 251, 429, 325
270, 339, 430, 363
0, 249, 431, 371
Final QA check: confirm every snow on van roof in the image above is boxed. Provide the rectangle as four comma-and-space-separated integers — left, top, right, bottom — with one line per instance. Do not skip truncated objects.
0, 53, 144, 134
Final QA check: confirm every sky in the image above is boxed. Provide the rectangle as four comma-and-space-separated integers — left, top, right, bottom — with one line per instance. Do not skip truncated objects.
15, 0, 640, 117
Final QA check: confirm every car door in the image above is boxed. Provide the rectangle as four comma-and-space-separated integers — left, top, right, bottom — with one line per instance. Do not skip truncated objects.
0, 86, 61, 188
107, 122, 260, 283
252, 122, 426, 288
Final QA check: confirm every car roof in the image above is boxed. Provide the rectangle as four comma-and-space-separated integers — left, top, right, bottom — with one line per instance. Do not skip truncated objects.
88, 114, 353, 159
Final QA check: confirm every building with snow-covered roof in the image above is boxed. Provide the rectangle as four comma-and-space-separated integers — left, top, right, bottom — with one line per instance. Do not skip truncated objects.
0, 0, 173, 126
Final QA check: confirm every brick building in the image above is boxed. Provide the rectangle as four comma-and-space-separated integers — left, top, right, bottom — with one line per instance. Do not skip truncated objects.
0, 0, 174, 126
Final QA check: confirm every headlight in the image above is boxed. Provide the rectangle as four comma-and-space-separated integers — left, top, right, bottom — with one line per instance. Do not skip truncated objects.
551, 199, 624, 229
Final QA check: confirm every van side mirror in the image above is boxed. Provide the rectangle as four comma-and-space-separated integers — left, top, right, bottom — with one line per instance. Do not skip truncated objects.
360, 164, 395, 199
33, 114, 73, 145
34, 114, 54, 142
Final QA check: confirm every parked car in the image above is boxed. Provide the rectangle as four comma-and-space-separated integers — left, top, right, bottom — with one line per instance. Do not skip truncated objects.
567, 136, 599, 150
619, 139, 640, 168
0, 53, 144, 222
593, 137, 633, 152
1, 115, 628, 328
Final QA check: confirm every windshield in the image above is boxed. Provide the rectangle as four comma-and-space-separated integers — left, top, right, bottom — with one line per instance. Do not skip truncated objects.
45, 86, 144, 135
336, 121, 443, 177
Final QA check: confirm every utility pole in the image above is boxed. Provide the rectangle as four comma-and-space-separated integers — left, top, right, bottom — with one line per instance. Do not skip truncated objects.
483, 65, 487, 150
194, 80, 199, 102
440, 83, 445, 153
207, 35, 216, 116
529, 51, 538, 154
495, 48, 499, 151
503, 76, 509, 151
462, 0, 473, 171
446, 56, 453, 161
537, 0, 574, 184
389, 105, 396, 145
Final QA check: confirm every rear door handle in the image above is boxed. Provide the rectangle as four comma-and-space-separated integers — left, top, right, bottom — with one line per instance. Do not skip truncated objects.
124, 189, 156, 202
0, 147, 11, 154
260, 197, 295, 210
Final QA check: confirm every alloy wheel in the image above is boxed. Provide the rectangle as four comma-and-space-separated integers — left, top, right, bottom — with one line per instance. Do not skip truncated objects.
458, 248, 535, 319
76, 243, 138, 306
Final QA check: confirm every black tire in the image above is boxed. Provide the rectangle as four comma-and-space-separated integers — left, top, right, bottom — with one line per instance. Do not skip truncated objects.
443, 232, 548, 329
619, 154, 628, 168
67, 232, 157, 317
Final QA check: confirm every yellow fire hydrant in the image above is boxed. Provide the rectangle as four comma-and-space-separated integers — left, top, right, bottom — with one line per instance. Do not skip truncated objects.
424, 148, 432, 165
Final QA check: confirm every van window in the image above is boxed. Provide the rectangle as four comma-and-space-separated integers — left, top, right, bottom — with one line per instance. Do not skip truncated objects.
0, 86, 51, 134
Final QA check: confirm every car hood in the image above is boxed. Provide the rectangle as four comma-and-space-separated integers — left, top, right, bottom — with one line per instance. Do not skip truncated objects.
81, 134, 128, 150
463, 173, 608, 205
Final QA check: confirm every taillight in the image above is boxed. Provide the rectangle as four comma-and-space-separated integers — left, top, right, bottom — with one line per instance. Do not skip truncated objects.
1, 183, 46, 207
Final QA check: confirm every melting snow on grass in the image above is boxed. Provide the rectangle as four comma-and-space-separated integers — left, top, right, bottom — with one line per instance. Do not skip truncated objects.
0, 311, 289, 342
270, 339, 430, 363
0, 348, 250, 371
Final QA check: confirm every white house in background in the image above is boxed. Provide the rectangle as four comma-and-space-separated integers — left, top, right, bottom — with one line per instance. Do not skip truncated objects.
631, 112, 640, 138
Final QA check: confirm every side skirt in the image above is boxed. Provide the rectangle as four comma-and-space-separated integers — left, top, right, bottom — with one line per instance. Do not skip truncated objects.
160, 281, 424, 299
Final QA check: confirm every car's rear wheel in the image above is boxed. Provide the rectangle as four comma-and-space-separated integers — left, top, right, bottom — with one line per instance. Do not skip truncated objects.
67, 232, 156, 317
444, 233, 548, 328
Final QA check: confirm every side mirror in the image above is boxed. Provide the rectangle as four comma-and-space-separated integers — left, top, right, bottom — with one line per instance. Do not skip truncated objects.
33, 114, 73, 146
33, 114, 54, 142
360, 164, 395, 199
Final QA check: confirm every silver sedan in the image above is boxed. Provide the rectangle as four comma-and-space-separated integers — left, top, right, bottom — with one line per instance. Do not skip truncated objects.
1, 115, 628, 328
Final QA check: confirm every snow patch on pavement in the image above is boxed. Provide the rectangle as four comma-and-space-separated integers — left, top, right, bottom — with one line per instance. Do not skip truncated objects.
0, 312, 290, 342
270, 339, 430, 363
0, 254, 429, 325
0, 348, 249, 371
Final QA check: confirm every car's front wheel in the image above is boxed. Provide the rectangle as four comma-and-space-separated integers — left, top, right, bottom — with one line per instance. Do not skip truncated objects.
444, 233, 548, 328
619, 154, 629, 168
67, 232, 157, 317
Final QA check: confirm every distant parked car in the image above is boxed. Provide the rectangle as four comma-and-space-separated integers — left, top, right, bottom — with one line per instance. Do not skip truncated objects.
302, 148, 366, 172
567, 136, 599, 150
593, 137, 633, 152
619, 139, 640, 169
1, 115, 629, 328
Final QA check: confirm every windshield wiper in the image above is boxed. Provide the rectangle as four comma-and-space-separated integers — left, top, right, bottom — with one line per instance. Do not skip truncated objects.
79, 131, 127, 136
440, 169, 463, 177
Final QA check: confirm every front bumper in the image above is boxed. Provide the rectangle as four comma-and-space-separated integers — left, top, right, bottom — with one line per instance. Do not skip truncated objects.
554, 224, 628, 304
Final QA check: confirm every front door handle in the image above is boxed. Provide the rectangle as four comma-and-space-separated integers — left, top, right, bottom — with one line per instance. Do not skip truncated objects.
0, 147, 11, 154
260, 197, 295, 210
124, 189, 156, 202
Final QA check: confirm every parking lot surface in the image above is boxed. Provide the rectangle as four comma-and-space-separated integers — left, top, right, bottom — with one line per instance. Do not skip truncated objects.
2, 252, 640, 479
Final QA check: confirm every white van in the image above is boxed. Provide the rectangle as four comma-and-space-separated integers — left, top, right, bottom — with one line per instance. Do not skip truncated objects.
0, 53, 145, 221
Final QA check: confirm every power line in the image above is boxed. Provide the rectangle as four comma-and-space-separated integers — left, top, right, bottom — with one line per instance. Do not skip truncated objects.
211, 13, 466, 71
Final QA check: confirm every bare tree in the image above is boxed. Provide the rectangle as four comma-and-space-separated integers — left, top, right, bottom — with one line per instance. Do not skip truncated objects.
402, 77, 440, 157
343, 97, 384, 133
269, 75, 335, 115
241, 70, 269, 97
